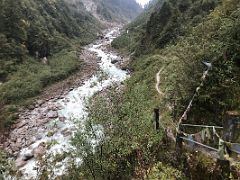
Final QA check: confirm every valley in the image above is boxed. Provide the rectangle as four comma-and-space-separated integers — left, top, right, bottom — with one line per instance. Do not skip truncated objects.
2, 27, 129, 179
1, 0, 240, 179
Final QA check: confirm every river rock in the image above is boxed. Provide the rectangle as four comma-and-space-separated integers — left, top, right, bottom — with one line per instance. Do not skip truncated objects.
18, 126, 28, 135
26, 138, 35, 146
36, 118, 49, 126
15, 120, 28, 129
59, 116, 66, 122
10, 142, 21, 152
61, 128, 71, 137
37, 100, 44, 106
33, 142, 46, 158
47, 111, 58, 119
4, 141, 10, 147
35, 134, 43, 140
16, 158, 27, 168
22, 153, 34, 161
5, 147, 13, 154
97, 57, 102, 63
10, 133, 17, 142
111, 59, 118, 64
28, 105, 35, 110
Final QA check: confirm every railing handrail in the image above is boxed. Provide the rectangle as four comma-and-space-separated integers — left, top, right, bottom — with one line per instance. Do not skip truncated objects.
180, 136, 219, 152
181, 124, 223, 129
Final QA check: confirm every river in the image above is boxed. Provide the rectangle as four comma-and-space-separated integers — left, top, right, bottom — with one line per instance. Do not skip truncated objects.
4, 27, 129, 179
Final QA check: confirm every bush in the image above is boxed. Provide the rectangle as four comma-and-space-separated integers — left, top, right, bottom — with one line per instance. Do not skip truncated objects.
0, 50, 80, 128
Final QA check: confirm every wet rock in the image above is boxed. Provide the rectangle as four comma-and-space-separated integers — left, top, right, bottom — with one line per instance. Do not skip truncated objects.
97, 57, 102, 63
16, 158, 27, 168
47, 111, 58, 119
22, 153, 34, 161
59, 116, 66, 122
26, 139, 35, 146
33, 142, 46, 158
61, 128, 71, 137
121, 67, 128, 71
111, 59, 118, 64
58, 96, 65, 100
35, 134, 42, 140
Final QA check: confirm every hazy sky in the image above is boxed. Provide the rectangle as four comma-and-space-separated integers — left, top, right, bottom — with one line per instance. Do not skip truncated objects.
136, 0, 150, 7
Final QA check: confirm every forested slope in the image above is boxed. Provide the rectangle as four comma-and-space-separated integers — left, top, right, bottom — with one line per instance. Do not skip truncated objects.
113, 0, 240, 129
95, 0, 142, 22
96, 0, 240, 178
0, 0, 100, 128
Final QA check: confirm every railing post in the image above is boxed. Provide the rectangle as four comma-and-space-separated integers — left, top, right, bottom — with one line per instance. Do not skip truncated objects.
176, 132, 183, 158
153, 108, 160, 131
223, 111, 240, 143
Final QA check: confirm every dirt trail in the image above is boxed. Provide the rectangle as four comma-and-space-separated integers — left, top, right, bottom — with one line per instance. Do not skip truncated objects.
155, 67, 164, 96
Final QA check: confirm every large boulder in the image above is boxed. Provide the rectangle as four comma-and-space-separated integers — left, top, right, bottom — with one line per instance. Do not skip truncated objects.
16, 158, 27, 168
47, 111, 58, 119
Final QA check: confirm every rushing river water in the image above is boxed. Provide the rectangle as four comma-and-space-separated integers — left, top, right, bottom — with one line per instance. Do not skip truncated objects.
5, 28, 128, 179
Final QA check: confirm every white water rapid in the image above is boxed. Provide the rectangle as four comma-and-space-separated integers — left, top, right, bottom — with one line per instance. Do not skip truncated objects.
5, 28, 128, 179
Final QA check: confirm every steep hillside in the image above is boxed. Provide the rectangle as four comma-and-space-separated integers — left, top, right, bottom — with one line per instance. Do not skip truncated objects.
0, 0, 100, 80
113, 0, 219, 54
113, 0, 240, 125
106, 0, 240, 178
81, 0, 142, 23
112, 0, 165, 52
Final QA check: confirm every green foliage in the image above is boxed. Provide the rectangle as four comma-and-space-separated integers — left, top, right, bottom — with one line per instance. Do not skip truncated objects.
96, 0, 142, 23
112, 1, 240, 177
146, 162, 185, 180
68, 82, 164, 179
0, 149, 16, 179
112, 0, 164, 54
114, 0, 240, 125
0, 50, 79, 104
0, 0, 100, 76
0, 50, 80, 128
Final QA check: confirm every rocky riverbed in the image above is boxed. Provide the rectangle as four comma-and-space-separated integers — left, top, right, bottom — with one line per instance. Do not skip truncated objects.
1, 27, 129, 179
